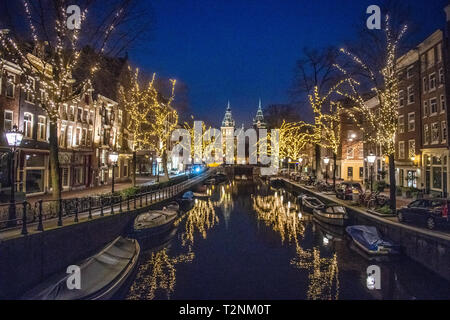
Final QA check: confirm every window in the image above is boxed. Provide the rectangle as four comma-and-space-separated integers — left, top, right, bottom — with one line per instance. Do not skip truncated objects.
407, 66, 414, 78
399, 141, 405, 159
408, 140, 415, 159
432, 167, 442, 190
423, 77, 429, 93
82, 128, 87, 146
67, 126, 73, 147
408, 113, 415, 132
90, 111, 94, 124
37, 116, 46, 141
60, 124, 67, 147
347, 147, 354, 159
6, 73, 15, 98
62, 168, 69, 187
407, 86, 414, 104
423, 101, 429, 117
398, 115, 405, 133
398, 90, 404, 107
429, 73, 436, 91
25, 77, 35, 103
87, 129, 93, 146
430, 98, 438, 115
24, 113, 33, 138
75, 127, 81, 146
441, 95, 446, 113
428, 49, 435, 68
4, 110, 13, 131
442, 121, 448, 143
437, 43, 443, 62
424, 124, 430, 145
347, 167, 353, 179
359, 167, 364, 178
431, 122, 440, 144
439, 68, 445, 86
83, 110, 88, 123
69, 106, 75, 120
77, 107, 83, 122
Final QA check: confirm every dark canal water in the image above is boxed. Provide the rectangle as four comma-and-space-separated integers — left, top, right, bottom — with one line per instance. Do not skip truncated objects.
125, 179, 450, 300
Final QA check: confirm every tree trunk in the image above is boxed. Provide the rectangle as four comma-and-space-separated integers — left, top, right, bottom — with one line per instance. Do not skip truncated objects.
49, 122, 61, 201
389, 154, 396, 211
132, 151, 137, 187
333, 152, 337, 189
162, 150, 170, 180
315, 144, 321, 179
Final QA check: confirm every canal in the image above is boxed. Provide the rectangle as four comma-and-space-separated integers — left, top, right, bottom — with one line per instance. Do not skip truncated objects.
125, 179, 450, 300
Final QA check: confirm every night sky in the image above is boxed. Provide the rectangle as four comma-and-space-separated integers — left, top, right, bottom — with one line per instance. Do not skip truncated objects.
130, 0, 449, 127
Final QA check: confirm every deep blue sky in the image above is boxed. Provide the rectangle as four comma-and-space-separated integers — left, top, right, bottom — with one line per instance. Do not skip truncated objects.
130, 0, 449, 127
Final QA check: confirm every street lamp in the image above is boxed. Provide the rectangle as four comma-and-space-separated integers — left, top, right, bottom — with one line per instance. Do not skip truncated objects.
323, 157, 330, 183
5, 125, 23, 227
367, 153, 376, 192
298, 157, 303, 173
109, 152, 119, 193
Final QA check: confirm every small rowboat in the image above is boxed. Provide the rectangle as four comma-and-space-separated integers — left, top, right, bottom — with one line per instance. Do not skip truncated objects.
134, 207, 178, 236
346, 225, 399, 256
298, 195, 325, 213
22, 237, 140, 300
313, 205, 348, 226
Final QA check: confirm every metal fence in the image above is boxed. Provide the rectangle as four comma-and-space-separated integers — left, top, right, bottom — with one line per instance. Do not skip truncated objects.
0, 171, 210, 235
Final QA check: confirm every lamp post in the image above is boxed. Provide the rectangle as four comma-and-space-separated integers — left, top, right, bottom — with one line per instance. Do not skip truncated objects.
109, 152, 119, 193
367, 153, 376, 192
5, 125, 23, 227
288, 158, 291, 175
298, 157, 303, 174
323, 157, 330, 183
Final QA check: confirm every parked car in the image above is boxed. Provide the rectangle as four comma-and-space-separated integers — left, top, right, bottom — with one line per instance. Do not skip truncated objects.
335, 182, 363, 200
397, 199, 449, 230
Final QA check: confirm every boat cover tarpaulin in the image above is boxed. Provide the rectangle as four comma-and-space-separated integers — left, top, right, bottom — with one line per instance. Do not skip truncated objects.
182, 191, 194, 200
345, 225, 395, 252
23, 237, 138, 300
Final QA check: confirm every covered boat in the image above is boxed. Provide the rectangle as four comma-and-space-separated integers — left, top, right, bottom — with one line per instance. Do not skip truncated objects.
165, 201, 180, 213
178, 191, 195, 211
134, 207, 178, 236
313, 205, 348, 226
346, 225, 399, 255
298, 195, 325, 213
181, 191, 194, 201
22, 237, 140, 300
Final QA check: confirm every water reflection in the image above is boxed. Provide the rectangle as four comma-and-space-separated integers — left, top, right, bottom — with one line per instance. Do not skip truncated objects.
181, 199, 218, 247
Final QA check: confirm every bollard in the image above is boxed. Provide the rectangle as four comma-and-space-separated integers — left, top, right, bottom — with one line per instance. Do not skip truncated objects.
21, 201, 28, 235
111, 195, 114, 215
88, 197, 92, 219
74, 198, 79, 222
100, 196, 104, 216
37, 200, 44, 231
58, 198, 63, 226
119, 195, 123, 213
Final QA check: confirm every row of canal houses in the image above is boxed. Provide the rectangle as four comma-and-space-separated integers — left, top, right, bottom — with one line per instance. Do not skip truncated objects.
319, 5, 450, 197
0, 53, 135, 197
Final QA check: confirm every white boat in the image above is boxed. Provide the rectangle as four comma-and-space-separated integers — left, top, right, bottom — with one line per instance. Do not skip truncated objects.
313, 205, 348, 226
22, 237, 140, 300
134, 208, 178, 235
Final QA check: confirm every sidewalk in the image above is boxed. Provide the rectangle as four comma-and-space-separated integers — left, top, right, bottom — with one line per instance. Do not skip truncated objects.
25, 174, 182, 205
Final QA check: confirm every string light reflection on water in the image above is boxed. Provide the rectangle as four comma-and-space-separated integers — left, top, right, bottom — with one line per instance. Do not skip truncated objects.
126, 179, 450, 300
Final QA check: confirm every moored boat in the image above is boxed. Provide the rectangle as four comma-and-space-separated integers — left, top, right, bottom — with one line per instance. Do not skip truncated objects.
178, 191, 195, 211
298, 195, 325, 213
346, 225, 399, 256
313, 204, 348, 226
134, 207, 178, 236
22, 237, 140, 300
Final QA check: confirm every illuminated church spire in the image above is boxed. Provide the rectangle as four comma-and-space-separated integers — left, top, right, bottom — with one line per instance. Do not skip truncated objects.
253, 98, 266, 129
222, 100, 235, 128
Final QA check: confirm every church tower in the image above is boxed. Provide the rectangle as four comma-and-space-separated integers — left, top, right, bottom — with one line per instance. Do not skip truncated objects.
221, 100, 235, 138
253, 98, 266, 129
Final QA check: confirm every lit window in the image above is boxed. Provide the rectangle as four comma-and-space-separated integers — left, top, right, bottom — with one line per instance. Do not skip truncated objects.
67, 126, 73, 147
24, 113, 33, 138
431, 122, 440, 144
37, 116, 46, 141
6, 73, 15, 98
398, 90, 404, 107
408, 140, 415, 159
398, 115, 405, 133
408, 113, 415, 132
